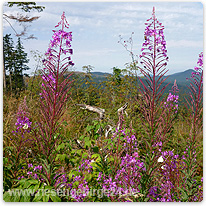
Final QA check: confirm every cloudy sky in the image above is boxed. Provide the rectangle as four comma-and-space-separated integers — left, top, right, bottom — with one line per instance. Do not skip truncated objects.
2, 1, 203, 75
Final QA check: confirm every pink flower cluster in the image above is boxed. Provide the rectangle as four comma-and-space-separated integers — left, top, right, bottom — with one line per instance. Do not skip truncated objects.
166, 93, 179, 103
44, 12, 74, 66
18, 163, 43, 180
164, 80, 179, 113
100, 152, 145, 199
140, 8, 168, 60
191, 52, 203, 80
12, 97, 32, 136
68, 159, 93, 202
195, 52, 203, 71
164, 93, 179, 112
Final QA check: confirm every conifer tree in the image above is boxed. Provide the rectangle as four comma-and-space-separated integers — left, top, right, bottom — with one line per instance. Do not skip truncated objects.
3, 34, 15, 92
14, 37, 30, 89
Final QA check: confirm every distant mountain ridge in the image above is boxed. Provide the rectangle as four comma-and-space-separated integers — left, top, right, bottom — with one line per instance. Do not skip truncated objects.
90, 69, 194, 84
88, 69, 195, 103
164, 69, 194, 84
91, 72, 111, 77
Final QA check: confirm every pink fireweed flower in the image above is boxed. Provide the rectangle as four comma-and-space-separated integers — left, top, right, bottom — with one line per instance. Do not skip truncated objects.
38, 12, 74, 159
28, 163, 33, 168
42, 12, 74, 88
164, 80, 179, 113
101, 152, 145, 199
13, 97, 32, 134
196, 52, 203, 68
140, 8, 168, 64
27, 171, 32, 175
190, 52, 203, 82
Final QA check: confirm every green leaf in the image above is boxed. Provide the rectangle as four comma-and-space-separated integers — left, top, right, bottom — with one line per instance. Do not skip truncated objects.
69, 159, 75, 167
92, 146, 99, 153
21, 195, 31, 202
23, 181, 32, 189
3, 191, 12, 202
79, 135, 85, 140
94, 133, 99, 140
82, 152, 89, 159
104, 139, 112, 144
43, 194, 50, 202
84, 136, 91, 148
108, 144, 112, 150
13, 194, 21, 202
119, 134, 124, 140
92, 154, 101, 162
69, 170, 79, 179
45, 185, 53, 190
33, 191, 43, 202
178, 187, 188, 201
55, 154, 67, 162
86, 125, 94, 132
50, 194, 61, 202
18, 179, 26, 186
93, 120, 99, 126
76, 149, 82, 156
95, 124, 101, 131
3, 157, 8, 164
28, 179, 39, 185
56, 143, 65, 152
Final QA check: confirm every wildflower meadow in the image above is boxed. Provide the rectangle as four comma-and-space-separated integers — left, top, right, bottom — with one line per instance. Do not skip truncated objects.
3, 6, 203, 202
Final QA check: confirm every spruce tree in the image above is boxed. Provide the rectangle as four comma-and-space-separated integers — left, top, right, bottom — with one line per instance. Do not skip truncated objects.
3, 34, 15, 92
14, 37, 30, 90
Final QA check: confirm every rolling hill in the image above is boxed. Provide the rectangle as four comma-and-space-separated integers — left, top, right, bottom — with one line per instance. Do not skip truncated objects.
88, 69, 195, 103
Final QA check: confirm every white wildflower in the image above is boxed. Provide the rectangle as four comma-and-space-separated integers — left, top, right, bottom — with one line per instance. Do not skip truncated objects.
157, 156, 164, 163
23, 123, 28, 130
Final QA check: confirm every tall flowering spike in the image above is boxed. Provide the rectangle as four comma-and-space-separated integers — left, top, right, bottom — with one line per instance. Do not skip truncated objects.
171, 79, 179, 94
11, 96, 33, 179
140, 6, 168, 74
185, 52, 203, 142
13, 96, 32, 133
181, 52, 203, 202
194, 52, 203, 71
38, 12, 74, 159
137, 7, 170, 143
43, 12, 74, 71
190, 52, 203, 84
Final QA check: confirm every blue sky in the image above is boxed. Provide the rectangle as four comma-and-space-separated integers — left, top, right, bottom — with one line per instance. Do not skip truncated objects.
2, 1, 203, 75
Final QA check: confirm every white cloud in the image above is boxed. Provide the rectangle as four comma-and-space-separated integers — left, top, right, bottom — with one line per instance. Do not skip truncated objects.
74, 48, 117, 57
167, 40, 203, 48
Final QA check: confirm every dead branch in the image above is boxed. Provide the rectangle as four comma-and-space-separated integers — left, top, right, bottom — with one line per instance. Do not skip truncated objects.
76, 103, 129, 138
76, 104, 105, 119
117, 102, 128, 130
3, 13, 39, 39
105, 125, 113, 138
117, 102, 128, 117
3, 13, 40, 23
